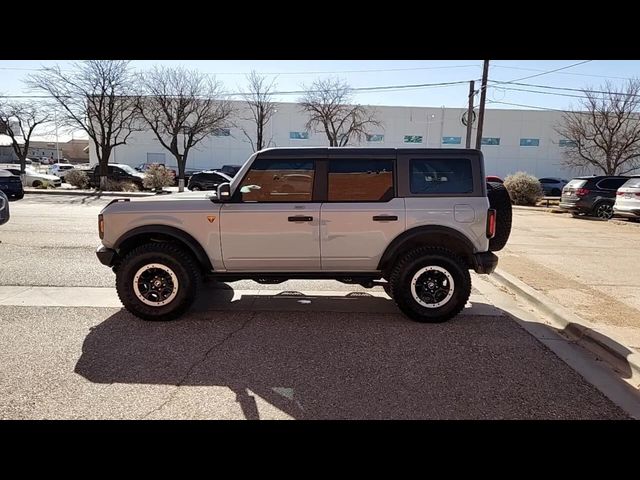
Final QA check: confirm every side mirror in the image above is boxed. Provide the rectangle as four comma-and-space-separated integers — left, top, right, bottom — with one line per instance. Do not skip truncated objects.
217, 182, 231, 201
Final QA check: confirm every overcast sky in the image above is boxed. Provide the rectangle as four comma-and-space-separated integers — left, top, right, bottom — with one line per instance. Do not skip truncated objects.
2, 60, 638, 141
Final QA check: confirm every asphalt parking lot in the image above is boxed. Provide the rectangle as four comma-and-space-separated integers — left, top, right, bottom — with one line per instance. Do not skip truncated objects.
0, 194, 636, 419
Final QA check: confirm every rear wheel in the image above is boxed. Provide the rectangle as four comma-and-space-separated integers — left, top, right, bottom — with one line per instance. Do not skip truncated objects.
593, 202, 614, 220
191, 185, 202, 191
116, 243, 201, 321
389, 247, 471, 323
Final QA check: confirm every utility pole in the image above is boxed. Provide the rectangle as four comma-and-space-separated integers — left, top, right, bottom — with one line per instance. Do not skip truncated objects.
465, 80, 475, 148
475, 60, 490, 150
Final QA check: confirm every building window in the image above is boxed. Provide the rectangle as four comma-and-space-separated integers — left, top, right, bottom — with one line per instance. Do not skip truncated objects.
442, 136, 461, 145
520, 138, 540, 147
328, 159, 394, 202
404, 135, 423, 144
481, 137, 500, 146
213, 128, 231, 137
559, 139, 577, 147
366, 134, 384, 142
289, 131, 309, 140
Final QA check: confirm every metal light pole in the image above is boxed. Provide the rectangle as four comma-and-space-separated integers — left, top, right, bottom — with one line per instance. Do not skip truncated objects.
55, 110, 60, 162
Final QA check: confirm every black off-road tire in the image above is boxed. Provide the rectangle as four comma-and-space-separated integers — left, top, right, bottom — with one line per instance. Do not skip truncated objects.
115, 242, 201, 321
486, 181, 512, 251
389, 247, 471, 323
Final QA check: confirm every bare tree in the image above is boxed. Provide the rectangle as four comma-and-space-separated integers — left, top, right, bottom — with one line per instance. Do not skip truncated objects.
136, 66, 233, 192
299, 77, 381, 146
0, 100, 51, 181
239, 71, 277, 152
28, 60, 138, 190
555, 79, 640, 175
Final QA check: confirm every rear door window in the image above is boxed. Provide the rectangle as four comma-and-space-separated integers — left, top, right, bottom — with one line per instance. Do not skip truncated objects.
598, 178, 628, 190
327, 159, 394, 202
410, 158, 473, 194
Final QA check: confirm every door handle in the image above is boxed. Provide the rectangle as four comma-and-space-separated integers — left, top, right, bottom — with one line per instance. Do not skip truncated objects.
288, 216, 313, 222
372, 215, 398, 221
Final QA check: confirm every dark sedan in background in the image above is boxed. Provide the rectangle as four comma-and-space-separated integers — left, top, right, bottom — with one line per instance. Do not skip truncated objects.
187, 170, 233, 191
0, 169, 24, 200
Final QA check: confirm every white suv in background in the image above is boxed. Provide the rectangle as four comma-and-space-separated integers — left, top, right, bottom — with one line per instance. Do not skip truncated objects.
49, 163, 76, 180
614, 176, 640, 220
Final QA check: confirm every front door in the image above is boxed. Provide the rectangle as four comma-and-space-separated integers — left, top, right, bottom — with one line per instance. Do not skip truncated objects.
320, 155, 405, 271
220, 156, 321, 271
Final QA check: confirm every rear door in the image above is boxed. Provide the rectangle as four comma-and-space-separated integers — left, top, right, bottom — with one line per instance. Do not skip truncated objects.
320, 152, 405, 271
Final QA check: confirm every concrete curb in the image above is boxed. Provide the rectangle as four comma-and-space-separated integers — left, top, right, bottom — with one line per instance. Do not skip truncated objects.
23, 189, 155, 198
490, 268, 640, 386
512, 205, 566, 214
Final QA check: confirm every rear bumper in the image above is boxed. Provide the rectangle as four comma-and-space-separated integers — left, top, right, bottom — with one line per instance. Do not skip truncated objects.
96, 245, 118, 267
473, 251, 499, 274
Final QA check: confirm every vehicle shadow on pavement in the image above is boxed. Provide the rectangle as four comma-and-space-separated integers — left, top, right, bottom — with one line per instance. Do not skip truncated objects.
73, 284, 631, 419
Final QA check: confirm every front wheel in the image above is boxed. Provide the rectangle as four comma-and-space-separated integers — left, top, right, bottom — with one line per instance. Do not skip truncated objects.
389, 247, 471, 323
115, 243, 201, 321
191, 185, 202, 191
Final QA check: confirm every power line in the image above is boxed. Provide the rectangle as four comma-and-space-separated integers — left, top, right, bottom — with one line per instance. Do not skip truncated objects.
488, 100, 570, 112
503, 60, 592, 83
491, 63, 635, 81
0, 80, 473, 99
491, 80, 640, 98
489, 85, 588, 99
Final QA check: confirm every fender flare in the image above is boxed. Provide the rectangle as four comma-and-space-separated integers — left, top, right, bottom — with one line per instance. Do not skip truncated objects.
377, 225, 476, 272
113, 225, 213, 271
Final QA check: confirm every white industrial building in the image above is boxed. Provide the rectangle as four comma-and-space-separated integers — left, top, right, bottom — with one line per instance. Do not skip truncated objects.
90, 101, 582, 178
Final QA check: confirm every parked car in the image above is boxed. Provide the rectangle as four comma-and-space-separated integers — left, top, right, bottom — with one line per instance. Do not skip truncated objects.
220, 164, 242, 177
486, 176, 503, 184
0, 165, 62, 188
539, 177, 568, 196
0, 191, 9, 226
187, 170, 233, 191
88, 163, 146, 190
613, 176, 640, 220
559, 175, 630, 219
48, 163, 76, 180
0, 169, 24, 199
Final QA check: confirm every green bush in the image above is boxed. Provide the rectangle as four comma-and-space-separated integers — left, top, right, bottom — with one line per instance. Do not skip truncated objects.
65, 169, 89, 189
142, 164, 175, 191
504, 171, 543, 206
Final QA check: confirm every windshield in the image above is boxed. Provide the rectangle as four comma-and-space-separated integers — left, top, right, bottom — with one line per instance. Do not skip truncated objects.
116, 164, 139, 175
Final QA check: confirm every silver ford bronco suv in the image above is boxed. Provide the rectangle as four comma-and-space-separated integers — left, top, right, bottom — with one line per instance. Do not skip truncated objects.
96, 147, 512, 323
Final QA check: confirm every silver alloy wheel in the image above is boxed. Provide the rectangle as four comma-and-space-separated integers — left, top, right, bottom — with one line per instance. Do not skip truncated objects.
192, 185, 201, 191
596, 203, 613, 219
410, 266, 455, 308
133, 263, 179, 307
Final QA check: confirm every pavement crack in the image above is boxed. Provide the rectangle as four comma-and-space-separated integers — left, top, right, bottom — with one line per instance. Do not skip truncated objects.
141, 313, 257, 419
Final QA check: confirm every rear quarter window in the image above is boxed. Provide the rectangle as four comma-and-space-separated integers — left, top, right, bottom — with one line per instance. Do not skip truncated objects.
565, 179, 587, 189
410, 158, 473, 194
